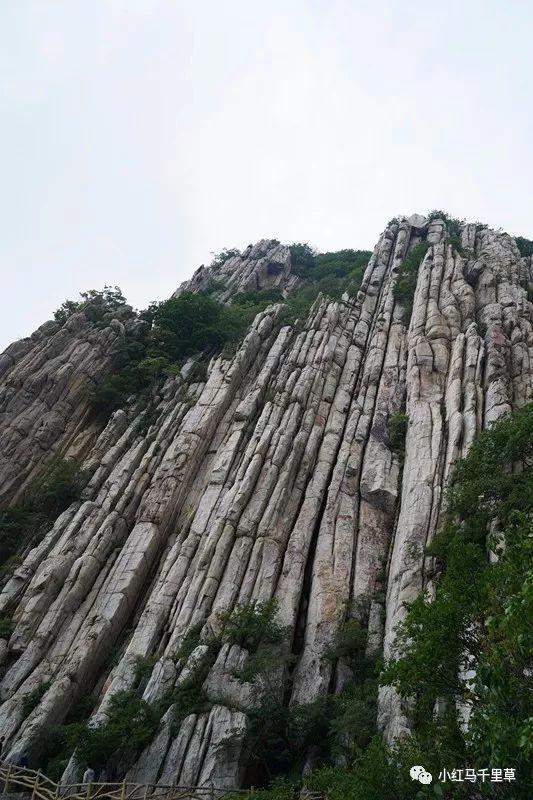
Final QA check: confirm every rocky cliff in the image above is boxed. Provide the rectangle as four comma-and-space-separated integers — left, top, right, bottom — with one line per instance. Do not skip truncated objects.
0, 215, 531, 792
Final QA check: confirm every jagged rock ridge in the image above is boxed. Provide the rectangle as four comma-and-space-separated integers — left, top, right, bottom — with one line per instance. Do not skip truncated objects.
0, 215, 531, 792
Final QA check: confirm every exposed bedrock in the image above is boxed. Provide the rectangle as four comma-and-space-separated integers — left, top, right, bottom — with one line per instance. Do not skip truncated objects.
0, 219, 531, 790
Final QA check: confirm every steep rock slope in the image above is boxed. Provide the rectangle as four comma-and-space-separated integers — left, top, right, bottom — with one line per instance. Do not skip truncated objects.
0, 216, 531, 791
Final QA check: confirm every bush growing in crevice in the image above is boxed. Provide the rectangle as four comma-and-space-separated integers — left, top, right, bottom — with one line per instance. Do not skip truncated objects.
427, 210, 464, 238
387, 412, 409, 461
174, 622, 204, 663
392, 241, 430, 322
325, 618, 370, 672
22, 681, 51, 719
220, 599, 285, 653
0, 457, 86, 572
41, 639, 218, 779
447, 233, 466, 257
162, 636, 221, 731
210, 248, 240, 268
515, 235, 533, 258
74, 690, 160, 772
133, 655, 157, 694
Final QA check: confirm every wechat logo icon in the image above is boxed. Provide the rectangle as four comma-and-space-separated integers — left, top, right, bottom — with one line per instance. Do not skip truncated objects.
410, 765, 433, 785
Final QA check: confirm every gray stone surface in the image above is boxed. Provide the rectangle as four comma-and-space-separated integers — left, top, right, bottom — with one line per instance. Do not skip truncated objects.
0, 217, 531, 786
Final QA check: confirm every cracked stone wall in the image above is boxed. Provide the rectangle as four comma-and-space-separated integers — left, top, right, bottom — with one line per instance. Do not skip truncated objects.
0, 216, 531, 792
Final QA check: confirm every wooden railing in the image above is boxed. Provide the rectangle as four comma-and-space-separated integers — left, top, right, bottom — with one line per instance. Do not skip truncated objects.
0, 761, 252, 800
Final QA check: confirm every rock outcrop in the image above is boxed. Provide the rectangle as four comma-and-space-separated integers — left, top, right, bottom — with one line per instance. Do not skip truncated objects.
0, 218, 531, 791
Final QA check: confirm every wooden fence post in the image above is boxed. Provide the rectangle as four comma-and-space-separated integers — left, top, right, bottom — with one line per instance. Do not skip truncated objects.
31, 770, 41, 800
3, 764, 11, 795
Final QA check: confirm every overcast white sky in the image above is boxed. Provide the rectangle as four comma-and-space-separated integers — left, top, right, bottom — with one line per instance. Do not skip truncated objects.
1, 0, 532, 349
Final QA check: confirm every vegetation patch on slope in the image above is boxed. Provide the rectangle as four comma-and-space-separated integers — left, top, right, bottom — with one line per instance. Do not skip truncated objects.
289, 245, 371, 298
0, 456, 86, 576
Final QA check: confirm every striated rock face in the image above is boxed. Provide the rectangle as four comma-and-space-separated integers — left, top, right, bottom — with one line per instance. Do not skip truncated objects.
0, 218, 531, 790
175, 239, 299, 301
0, 309, 143, 507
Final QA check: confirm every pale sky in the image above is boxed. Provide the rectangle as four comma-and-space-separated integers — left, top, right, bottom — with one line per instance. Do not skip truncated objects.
1, 0, 532, 350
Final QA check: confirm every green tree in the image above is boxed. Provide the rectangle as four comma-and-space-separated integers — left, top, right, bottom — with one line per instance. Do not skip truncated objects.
0, 457, 86, 570
54, 286, 127, 325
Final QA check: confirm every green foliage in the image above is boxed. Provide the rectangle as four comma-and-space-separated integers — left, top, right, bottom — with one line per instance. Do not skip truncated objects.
84, 247, 371, 419
0, 617, 13, 638
74, 691, 159, 771
279, 284, 323, 326
26, 457, 86, 517
306, 739, 399, 800
243, 692, 325, 782
174, 622, 204, 663
289, 245, 371, 299
427, 211, 464, 238
42, 688, 160, 777
166, 676, 213, 731
225, 777, 298, 800
427, 210, 449, 222
133, 655, 157, 694
387, 412, 409, 459
447, 234, 465, 257
382, 404, 533, 797
220, 599, 285, 653
162, 636, 221, 730
0, 457, 86, 570
150, 292, 230, 360
233, 608, 380, 786
67, 694, 98, 724
233, 288, 284, 306
210, 248, 240, 268
201, 278, 227, 295
325, 618, 368, 670
515, 236, 533, 258
22, 681, 51, 719
288, 243, 316, 275
91, 291, 265, 417
329, 679, 378, 759
54, 286, 127, 325
90, 371, 141, 416
229, 734, 474, 800
393, 241, 431, 321
42, 639, 218, 778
